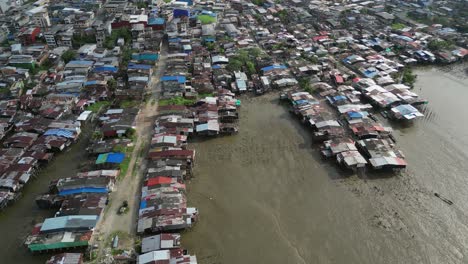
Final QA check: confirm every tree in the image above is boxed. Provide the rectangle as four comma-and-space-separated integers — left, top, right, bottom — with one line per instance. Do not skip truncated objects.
402, 68, 417, 87
107, 79, 117, 91
246, 61, 256, 75
61, 50, 76, 64
104, 28, 132, 49
227, 59, 243, 72
427, 39, 453, 51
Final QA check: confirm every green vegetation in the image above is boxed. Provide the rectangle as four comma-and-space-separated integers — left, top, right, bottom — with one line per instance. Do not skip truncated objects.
164, 0, 171, 2
0, 88, 10, 96
159, 96, 196, 106
118, 148, 133, 179
61, 50, 76, 64
125, 128, 137, 141
121, 47, 134, 68
252, 0, 264, 6
21, 81, 36, 95
93, 131, 103, 140
198, 92, 214, 98
391, 23, 406, 30
107, 79, 117, 90
104, 28, 131, 49
226, 48, 263, 74
427, 39, 454, 51
120, 100, 139, 108
205, 42, 215, 51
275, 10, 288, 22
197, 15, 216, 24
299, 78, 314, 93
72, 34, 96, 48
86, 101, 111, 113
136, 1, 148, 9
401, 68, 417, 87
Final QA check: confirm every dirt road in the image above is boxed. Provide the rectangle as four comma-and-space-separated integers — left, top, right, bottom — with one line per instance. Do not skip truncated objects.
90, 41, 168, 263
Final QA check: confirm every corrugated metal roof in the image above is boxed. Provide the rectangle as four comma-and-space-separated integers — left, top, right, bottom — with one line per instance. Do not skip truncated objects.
40, 215, 98, 233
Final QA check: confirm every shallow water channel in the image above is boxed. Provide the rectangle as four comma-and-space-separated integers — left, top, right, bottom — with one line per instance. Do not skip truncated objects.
183, 65, 468, 264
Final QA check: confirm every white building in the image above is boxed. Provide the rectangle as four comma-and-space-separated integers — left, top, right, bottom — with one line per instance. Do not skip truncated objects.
27, 6, 51, 29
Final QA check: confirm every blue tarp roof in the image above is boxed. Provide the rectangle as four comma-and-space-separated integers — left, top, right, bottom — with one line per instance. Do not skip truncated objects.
261, 65, 287, 72
363, 69, 378, 78
333, 95, 347, 101
160, 75, 186, 83
128, 63, 152, 70
59, 187, 108, 196
347, 111, 366, 118
44, 129, 75, 139
107, 152, 125, 163
140, 200, 147, 209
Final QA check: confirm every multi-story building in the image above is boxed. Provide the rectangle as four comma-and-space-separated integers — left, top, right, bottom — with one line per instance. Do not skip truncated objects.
27, 6, 51, 29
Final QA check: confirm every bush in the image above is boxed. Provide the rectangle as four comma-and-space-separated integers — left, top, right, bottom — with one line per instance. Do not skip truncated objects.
61, 50, 76, 64
159, 97, 196, 106
402, 68, 417, 87
427, 39, 453, 51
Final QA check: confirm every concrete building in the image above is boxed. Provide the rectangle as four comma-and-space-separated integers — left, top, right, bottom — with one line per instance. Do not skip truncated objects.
27, 6, 51, 29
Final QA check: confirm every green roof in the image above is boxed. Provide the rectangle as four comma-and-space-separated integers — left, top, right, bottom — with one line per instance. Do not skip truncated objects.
28, 241, 88, 252
95, 153, 108, 164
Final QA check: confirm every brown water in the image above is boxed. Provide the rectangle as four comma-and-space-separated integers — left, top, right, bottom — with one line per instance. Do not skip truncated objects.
0, 65, 466, 264
183, 64, 468, 264
0, 128, 92, 263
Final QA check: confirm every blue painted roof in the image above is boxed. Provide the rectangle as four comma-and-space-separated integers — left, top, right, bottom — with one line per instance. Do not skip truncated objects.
148, 17, 165, 25
44, 129, 75, 139
59, 187, 108, 196
68, 60, 94, 66
128, 63, 152, 70
261, 65, 287, 72
160, 75, 186, 83
168, 38, 181, 43
132, 53, 159, 62
93, 66, 118, 73
85, 80, 98, 86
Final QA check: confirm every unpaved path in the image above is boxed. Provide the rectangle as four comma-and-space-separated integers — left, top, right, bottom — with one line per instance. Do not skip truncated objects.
90, 40, 168, 263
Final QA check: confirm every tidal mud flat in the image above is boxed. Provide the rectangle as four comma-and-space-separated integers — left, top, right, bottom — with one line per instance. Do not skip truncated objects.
183, 66, 468, 264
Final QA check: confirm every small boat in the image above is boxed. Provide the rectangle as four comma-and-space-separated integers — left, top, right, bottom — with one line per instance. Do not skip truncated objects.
434, 193, 453, 205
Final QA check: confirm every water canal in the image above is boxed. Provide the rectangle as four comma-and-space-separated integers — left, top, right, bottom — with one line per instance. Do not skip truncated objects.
0, 64, 466, 264
0, 128, 92, 264
183, 64, 468, 264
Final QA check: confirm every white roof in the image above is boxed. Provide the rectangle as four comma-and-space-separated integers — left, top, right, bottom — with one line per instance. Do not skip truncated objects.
77, 111, 92, 121
138, 250, 170, 264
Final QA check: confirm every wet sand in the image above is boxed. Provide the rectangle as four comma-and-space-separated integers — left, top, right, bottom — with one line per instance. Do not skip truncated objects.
183, 64, 468, 264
